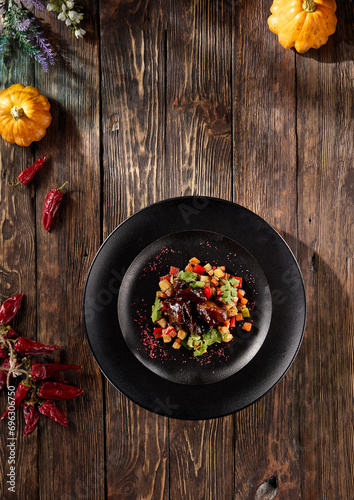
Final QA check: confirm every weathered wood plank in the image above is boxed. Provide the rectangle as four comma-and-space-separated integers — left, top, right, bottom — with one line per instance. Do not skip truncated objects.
33, 2, 104, 499
167, 0, 233, 198
0, 50, 38, 499
296, 2, 354, 497
233, 1, 300, 498
166, 1, 234, 499
100, 1, 169, 498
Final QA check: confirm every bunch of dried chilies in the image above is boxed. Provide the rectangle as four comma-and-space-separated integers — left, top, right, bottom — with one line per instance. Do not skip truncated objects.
0, 293, 83, 436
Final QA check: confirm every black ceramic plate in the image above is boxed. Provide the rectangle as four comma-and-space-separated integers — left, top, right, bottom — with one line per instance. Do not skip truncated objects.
118, 230, 272, 385
83, 197, 306, 420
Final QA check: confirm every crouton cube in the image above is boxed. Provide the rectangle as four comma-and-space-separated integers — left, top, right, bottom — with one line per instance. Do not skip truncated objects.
214, 268, 225, 279
189, 257, 200, 266
157, 317, 167, 328
177, 329, 187, 340
227, 307, 237, 317
159, 279, 171, 293
172, 340, 182, 349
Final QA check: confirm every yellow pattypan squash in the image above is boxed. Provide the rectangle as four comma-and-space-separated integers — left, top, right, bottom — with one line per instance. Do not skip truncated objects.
268, 0, 337, 53
0, 83, 52, 147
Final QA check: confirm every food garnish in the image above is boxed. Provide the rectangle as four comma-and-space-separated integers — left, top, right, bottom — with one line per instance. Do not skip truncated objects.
151, 257, 253, 357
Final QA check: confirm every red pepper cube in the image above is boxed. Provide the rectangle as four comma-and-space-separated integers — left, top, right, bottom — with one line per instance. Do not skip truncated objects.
159, 274, 170, 282
169, 266, 180, 277
229, 316, 236, 328
165, 326, 177, 338
203, 286, 212, 299
154, 328, 163, 338
194, 264, 205, 275
216, 288, 223, 296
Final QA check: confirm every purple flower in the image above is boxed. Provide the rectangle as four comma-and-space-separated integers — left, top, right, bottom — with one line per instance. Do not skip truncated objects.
36, 33, 55, 65
26, 0, 45, 10
18, 18, 32, 31
34, 51, 49, 72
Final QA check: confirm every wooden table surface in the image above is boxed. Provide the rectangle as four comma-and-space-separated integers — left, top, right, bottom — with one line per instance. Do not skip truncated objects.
1, 1, 353, 498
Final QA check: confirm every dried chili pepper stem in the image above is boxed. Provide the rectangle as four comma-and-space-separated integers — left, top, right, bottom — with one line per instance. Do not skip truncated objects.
8, 180, 21, 188
57, 181, 68, 191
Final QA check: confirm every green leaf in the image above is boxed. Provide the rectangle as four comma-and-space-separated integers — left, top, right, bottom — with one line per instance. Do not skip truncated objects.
151, 297, 162, 322
220, 280, 238, 304
202, 329, 222, 347
190, 281, 205, 288
177, 270, 198, 283
187, 334, 201, 349
181, 337, 192, 350
193, 343, 207, 357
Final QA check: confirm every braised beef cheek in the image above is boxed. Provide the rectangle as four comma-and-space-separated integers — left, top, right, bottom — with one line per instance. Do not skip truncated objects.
164, 282, 228, 333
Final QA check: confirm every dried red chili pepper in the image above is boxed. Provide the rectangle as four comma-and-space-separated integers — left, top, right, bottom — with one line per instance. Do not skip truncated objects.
4, 328, 19, 340
1, 381, 31, 420
0, 294, 24, 326
23, 402, 40, 436
37, 381, 84, 400
42, 181, 68, 232
38, 400, 68, 427
0, 358, 11, 391
51, 373, 70, 384
13, 154, 47, 186
31, 363, 82, 381
14, 337, 60, 357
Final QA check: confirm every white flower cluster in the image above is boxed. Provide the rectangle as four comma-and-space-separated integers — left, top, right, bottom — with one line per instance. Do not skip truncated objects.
46, 0, 85, 38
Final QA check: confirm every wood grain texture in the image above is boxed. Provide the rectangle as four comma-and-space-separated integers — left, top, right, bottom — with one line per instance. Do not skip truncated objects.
232, 1, 301, 498
0, 53, 38, 500
33, 2, 104, 499
166, 0, 233, 198
0, 0, 353, 498
296, 2, 354, 497
166, 1, 234, 499
100, 1, 169, 498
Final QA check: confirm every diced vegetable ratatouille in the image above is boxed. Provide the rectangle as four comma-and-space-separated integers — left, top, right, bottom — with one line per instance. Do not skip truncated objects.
150, 257, 253, 357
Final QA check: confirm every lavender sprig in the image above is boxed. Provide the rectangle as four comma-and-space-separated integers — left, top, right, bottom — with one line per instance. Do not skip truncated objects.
26, 0, 45, 10
0, 1, 54, 72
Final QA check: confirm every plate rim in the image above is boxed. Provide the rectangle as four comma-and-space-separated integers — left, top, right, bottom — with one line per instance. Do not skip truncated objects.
82, 195, 307, 419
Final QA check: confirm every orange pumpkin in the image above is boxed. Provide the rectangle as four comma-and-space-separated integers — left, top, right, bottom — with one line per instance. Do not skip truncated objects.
268, 0, 337, 53
0, 83, 52, 147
